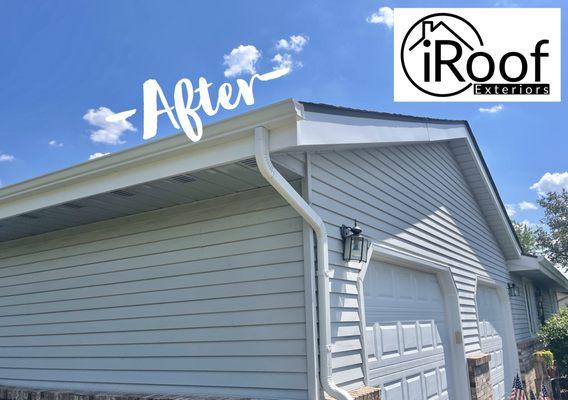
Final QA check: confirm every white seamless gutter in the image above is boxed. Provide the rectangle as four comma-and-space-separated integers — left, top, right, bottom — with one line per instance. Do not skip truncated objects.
254, 126, 352, 400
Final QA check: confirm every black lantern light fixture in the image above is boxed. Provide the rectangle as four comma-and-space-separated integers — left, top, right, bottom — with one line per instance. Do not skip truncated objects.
340, 220, 370, 263
507, 282, 520, 297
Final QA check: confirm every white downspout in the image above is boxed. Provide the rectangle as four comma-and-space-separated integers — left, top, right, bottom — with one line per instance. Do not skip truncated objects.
254, 126, 353, 400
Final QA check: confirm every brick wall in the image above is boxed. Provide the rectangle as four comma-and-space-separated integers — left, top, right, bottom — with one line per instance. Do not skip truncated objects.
467, 352, 493, 400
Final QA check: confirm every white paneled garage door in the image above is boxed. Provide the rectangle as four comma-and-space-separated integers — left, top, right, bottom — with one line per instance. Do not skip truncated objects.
363, 261, 454, 400
477, 285, 506, 400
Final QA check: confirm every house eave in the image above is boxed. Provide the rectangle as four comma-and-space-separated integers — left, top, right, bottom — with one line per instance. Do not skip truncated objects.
0, 100, 525, 261
0, 99, 303, 220
508, 255, 568, 291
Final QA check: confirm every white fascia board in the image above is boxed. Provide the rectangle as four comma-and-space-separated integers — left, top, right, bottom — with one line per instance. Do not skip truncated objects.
462, 133, 523, 259
296, 110, 468, 147
0, 99, 302, 220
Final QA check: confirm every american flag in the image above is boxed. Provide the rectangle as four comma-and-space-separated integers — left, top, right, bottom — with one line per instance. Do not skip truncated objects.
509, 374, 526, 400
538, 383, 550, 400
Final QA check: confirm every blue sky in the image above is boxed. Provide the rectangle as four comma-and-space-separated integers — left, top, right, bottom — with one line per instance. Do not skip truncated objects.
0, 0, 565, 227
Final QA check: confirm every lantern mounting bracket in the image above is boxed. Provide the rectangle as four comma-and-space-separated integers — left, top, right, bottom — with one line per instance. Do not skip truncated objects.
340, 220, 362, 238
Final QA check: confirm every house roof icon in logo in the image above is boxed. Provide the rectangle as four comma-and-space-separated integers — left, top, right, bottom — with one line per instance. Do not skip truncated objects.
408, 20, 477, 52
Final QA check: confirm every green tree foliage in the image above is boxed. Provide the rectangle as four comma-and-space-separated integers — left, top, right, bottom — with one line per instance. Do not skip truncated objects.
538, 308, 568, 376
512, 220, 540, 255
535, 189, 568, 271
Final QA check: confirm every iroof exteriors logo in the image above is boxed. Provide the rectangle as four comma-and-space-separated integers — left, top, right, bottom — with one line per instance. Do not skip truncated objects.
394, 8, 561, 102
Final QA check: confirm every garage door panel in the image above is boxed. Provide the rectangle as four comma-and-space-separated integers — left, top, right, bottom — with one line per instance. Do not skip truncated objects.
368, 266, 444, 306
364, 261, 454, 400
406, 373, 422, 400
368, 352, 446, 379
382, 380, 403, 400
366, 321, 446, 361
492, 380, 505, 400
378, 368, 449, 400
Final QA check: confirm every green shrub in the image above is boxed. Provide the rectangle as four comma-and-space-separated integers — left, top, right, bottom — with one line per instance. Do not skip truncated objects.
538, 308, 568, 376
534, 350, 555, 369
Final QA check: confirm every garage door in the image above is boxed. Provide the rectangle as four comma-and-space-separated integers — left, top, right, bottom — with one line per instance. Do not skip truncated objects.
363, 261, 454, 400
476, 285, 506, 400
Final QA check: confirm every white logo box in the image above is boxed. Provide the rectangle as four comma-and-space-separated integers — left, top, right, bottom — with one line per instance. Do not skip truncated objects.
393, 8, 561, 102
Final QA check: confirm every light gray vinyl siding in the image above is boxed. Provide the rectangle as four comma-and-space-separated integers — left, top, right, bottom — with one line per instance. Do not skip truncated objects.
308, 142, 515, 390
0, 185, 308, 400
511, 275, 533, 342
515, 281, 557, 343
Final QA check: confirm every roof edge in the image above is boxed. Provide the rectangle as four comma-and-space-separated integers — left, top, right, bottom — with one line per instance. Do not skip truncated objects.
0, 98, 302, 203
538, 256, 568, 291
300, 101, 466, 125
463, 120, 524, 257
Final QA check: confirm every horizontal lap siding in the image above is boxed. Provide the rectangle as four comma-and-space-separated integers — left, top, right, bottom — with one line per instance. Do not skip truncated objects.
309, 143, 513, 390
0, 186, 308, 400
511, 275, 532, 342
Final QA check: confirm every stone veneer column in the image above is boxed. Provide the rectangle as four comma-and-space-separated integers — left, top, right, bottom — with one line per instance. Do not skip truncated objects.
467, 352, 493, 400
324, 386, 381, 400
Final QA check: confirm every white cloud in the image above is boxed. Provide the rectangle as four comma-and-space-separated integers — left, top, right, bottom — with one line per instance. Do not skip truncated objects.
366, 7, 394, 28
530, 172, 568, 195
89, 152, 110, 160
478, 104, 504, 113
0, 154, 14, 162
49, 140, 63, 147
505, 203, 517, 217
518, 201, 538, 211
276, 35, 309, 52
271, 34, 308, 74
83, 107, 136, 145
223, 45, 261, 78
272, 53, 302, 74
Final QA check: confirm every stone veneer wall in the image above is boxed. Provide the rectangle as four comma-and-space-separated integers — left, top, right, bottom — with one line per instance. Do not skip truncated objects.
467, 352, 493, 400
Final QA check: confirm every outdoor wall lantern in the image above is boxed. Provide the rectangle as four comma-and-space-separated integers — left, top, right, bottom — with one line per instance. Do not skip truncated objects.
340, 220, 369, 263
507, 282, 520, 297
